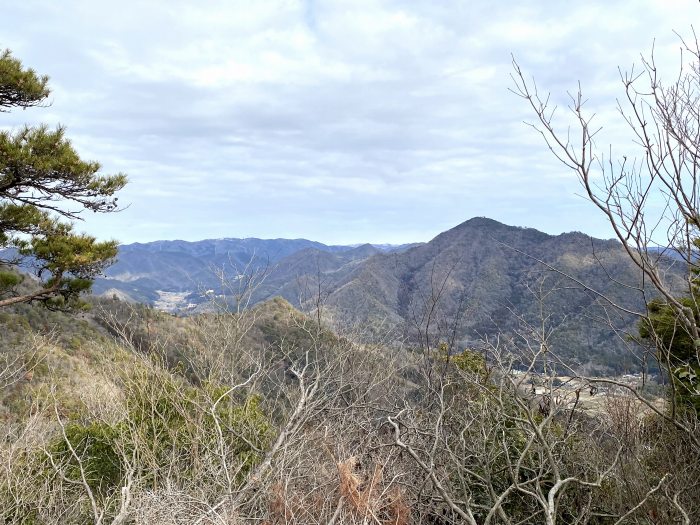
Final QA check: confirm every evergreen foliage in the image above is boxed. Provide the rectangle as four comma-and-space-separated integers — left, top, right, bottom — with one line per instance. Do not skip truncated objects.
0, 50, 126, 308
639, 238, 700, 413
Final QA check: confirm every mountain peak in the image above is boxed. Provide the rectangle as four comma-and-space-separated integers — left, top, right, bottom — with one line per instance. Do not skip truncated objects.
462, 217, 553, 238
461, 217, 505, 228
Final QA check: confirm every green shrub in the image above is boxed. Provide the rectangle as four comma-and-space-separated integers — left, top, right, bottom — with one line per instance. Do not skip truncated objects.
47, 421, 123, 497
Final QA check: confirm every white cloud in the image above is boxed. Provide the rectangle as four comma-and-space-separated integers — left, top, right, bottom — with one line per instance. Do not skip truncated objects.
1, 0, 698, 244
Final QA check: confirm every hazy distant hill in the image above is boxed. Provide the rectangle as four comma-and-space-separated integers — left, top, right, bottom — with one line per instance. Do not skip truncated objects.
91, 218, 685, 373
92, 237, 414, 307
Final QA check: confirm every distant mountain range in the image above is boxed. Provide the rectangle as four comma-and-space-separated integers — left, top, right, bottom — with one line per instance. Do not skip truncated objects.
92, 217, 685, 373
93, 237, 419, 305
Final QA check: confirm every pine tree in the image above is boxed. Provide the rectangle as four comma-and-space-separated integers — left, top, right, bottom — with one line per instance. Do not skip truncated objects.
0, 49, 127, 308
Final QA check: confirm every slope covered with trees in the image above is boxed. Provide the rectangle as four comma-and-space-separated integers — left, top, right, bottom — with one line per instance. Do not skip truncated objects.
320, 217, 684, 374
89, 218, 685, 374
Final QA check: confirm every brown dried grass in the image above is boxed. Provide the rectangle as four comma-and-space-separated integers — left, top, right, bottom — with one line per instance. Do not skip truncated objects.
337, 456, 411, 524
384, 486, 411, 525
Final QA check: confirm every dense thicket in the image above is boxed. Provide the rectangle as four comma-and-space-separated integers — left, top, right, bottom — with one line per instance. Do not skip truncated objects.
0, 295, 697, 524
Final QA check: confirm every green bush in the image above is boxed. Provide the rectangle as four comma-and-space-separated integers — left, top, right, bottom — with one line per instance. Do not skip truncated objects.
47, 421, 123, 496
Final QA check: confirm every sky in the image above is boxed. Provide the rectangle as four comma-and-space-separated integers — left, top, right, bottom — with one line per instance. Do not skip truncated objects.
1, 0, 699, 245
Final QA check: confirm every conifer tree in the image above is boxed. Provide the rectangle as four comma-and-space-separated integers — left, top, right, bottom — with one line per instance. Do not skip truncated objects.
0, 49, 127, 308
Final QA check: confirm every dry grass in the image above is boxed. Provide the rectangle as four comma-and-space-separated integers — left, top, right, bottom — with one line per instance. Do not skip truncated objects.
337, 456, 411, 525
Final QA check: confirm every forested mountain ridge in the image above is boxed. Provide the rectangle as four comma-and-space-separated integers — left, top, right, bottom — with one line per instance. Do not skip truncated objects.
92, 217, 684, 373
317, 217, 683, 372
92, 237, 416, 305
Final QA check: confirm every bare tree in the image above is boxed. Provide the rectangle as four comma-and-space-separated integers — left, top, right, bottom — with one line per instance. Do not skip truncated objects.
507, 34, 700, 520
511, 30, 700, 417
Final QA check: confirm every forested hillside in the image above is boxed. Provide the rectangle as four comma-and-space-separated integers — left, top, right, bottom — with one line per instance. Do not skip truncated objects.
93, 218, 685, 374
91, 237, 414, 305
